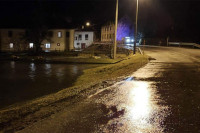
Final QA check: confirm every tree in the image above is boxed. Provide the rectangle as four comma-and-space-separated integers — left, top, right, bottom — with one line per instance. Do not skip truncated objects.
23, 26, 50, 54
10, 38, 26, 52
117, 16, 133, 41
22, 1, 51, 54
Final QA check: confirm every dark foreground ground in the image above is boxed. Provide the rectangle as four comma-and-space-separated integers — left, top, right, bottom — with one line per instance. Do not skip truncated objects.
16, 47, 200, 133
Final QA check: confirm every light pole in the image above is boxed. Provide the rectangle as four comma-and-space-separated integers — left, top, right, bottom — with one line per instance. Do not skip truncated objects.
113, 0, 118, 59
134, 0, 139, 54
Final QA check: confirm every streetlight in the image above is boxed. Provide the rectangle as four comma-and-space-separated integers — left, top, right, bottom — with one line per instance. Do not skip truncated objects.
113, 0, 118, 59
134, 0, 139, 54
86, 22, 90, 27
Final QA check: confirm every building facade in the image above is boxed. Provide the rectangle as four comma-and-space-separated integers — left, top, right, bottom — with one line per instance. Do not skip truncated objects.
0, 29, 75, 52
101, 17, 134, 43
42, 29, 75, 52
74, 31, 94, 50
0, 29, 26, 51
101, 23, 115, 42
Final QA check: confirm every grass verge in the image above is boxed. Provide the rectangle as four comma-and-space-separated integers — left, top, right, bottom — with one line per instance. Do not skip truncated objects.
74, 54, 148, 88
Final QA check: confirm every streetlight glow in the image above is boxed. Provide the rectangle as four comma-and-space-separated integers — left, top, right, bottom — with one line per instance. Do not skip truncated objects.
86, 22, 90, 26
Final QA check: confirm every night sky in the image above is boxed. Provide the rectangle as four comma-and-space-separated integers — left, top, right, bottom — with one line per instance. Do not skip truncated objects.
0, 0, 200, 42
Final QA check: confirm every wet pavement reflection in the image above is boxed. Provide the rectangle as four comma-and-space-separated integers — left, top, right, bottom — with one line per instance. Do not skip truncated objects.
93, 63, 170, 133
92, 61, 200, 133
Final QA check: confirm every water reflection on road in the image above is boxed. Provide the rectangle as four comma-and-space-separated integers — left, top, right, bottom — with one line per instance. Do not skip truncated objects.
125, 81, 167, 133
97, 78, 168, 133
94, 63, 169, 133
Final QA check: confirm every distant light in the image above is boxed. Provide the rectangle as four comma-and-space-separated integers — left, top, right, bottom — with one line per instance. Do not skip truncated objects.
58, 31, 62, 38
86, 22, 90, 26
45, 43, 51, 48
29, 43, 34, 48
126, 38, 131, 43
82, 25, 85, 29
10, 43, 14, 48
131, 39, 134, 42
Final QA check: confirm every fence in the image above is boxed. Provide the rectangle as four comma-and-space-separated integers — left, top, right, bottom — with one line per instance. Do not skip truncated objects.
168, 42, 200, 48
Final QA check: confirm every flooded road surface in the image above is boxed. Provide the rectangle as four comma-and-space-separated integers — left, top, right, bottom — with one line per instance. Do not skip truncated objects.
18, 47, 200, 133
0, 62, 98, 109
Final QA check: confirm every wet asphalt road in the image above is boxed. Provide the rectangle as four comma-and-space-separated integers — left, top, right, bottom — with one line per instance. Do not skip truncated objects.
18, 47, 200, 133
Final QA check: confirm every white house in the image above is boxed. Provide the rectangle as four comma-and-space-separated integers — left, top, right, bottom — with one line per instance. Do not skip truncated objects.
74, 31, 94, 50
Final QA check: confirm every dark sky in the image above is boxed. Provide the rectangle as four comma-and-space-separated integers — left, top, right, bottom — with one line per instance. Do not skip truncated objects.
0, 0, 200, 42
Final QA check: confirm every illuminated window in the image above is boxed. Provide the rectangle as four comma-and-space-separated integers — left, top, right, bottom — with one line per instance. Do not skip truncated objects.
9, 43, 13, 48
29, 43, 34, 48
57, 43, 60, 46
45, 43, 51, 48
85, 34, 88, 40
58, 31, 62, 38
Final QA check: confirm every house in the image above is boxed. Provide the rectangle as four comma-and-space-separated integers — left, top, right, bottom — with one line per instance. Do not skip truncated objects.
0, 29, 26, 51
101, 16, 134, 43
0, 28, 75, 52
42, 29, 75, 52
101, 23, 115, 42
74, 31, 94, 51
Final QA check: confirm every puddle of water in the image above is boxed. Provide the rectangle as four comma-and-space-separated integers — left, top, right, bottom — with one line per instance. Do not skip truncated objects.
96, 79, 169, 133
0, 61, 100, 109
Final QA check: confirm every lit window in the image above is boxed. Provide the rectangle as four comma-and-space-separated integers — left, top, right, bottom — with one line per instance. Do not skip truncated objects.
57, 43, 60, 46
58, 31, 62, 38
9, 43, 13, 48
29, 43, 34, 48
45, 43, 51, 48
85, 34, 88, 40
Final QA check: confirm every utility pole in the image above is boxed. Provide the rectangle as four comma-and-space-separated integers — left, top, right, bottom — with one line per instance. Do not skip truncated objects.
134, 0, 138, 54
167, 36, 169, 46
113, 0, 118, 59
